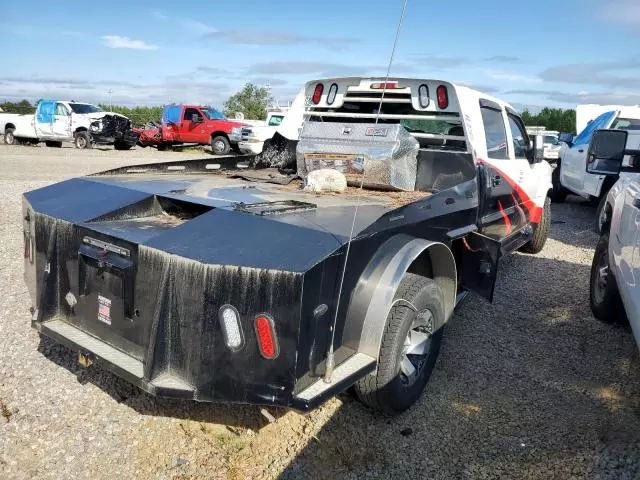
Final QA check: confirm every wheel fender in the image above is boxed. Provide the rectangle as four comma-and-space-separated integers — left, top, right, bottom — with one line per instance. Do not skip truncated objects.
342, 234, 456, 360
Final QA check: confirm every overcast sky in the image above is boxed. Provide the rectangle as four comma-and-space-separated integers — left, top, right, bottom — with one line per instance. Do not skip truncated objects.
1, 0, 639, 111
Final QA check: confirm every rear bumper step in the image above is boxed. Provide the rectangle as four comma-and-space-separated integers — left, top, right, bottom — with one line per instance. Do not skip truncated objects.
292, 352, 376, 409
37, 319, 195, 399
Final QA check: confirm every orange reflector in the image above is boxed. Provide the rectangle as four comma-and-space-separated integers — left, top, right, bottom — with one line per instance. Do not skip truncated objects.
370, 82, 402, 89
255, 314, 278, 359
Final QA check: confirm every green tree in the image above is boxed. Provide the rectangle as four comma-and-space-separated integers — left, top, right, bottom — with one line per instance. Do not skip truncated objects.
0, 99, 35, 114
223, 83, 271, 120
521, 107, 576, 134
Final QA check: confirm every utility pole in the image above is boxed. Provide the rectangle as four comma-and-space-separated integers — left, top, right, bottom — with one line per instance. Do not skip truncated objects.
107, 89, 113, 111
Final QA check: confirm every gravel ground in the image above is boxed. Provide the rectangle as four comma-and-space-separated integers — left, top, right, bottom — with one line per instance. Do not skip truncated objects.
1, 144, 639, 479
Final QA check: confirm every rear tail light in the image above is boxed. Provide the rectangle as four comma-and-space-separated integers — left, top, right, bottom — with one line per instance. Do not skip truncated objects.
370, 82, 402, 89
312, 83, 324, 104
219, 305, 244, 352
326, 83, 338, 105
436, 85, 449, 109
418, 84, 430, 108
255, 314, 278, 359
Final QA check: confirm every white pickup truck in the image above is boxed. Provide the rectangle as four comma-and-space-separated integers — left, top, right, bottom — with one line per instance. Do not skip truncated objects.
233, 91, 306, 155
586, 128, 640, 350
551, 106, 640, 232
0, 99, 138, 149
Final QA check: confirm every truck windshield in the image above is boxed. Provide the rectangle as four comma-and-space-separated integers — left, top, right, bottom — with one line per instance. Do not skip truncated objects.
69, 103, 103, 114
611, 118, 640, 131
203, 108, 226, 120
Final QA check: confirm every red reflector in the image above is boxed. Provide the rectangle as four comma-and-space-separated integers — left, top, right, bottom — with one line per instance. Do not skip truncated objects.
371, 82, 401, 89
436, 85, 449, 109
255, 314, 278, 359
312, 83, 324, 104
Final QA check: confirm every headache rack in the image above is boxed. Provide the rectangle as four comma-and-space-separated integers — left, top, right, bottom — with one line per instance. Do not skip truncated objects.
305, 83, 467, 150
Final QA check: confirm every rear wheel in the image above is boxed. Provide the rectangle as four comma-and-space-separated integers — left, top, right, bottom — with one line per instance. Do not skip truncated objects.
157, 142, 170, 151
211, 135, 230, 155
590, 232, 627, 324
74, 131, 91, 149
45, 140, 62, 148
549, 165, 568, 203
3, 128, 16, 145
520, 197, 550, 254
354, 273, 445, 414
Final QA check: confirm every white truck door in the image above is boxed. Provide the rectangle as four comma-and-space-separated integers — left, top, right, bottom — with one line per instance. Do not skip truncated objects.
505, 111, 548, 219
52, 103, 72, 139
35, 100, 57, 137
561, 111, 616, 195
615, 174, 640, 343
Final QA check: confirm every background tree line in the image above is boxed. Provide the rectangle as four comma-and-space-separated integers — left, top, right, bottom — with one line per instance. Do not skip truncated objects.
2, 87, 578, 134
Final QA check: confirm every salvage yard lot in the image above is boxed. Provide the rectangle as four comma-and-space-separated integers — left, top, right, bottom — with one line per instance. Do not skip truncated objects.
1, 144, 639, 480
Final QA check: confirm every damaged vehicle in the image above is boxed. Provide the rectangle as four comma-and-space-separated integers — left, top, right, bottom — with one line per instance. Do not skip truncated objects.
134, 104, 247, 154
0, 100, 138, 149
23, 77, 552, 414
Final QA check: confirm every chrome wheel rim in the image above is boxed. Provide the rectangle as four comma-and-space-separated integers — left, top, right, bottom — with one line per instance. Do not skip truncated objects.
77, 136, 87, 148
213, 140, 225, 154
5, 132, 14, 144
399, 309, 433, 387
593, 249, 609, 304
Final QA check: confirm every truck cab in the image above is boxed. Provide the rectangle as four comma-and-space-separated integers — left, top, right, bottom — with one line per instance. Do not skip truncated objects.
587, 129, 640, 349
553, 107, 640, 231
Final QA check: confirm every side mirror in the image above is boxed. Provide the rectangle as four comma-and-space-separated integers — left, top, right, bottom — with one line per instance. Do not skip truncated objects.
558, 132, 574, 146
586, 129, 627, 175
528, 134, 545, 163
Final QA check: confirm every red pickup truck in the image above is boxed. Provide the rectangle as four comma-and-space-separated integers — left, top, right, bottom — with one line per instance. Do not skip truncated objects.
136, 104, 247, 154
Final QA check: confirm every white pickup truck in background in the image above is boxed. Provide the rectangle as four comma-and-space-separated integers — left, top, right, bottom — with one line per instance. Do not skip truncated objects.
527, 126, 561, 163
231, 90, 306, 155
551, 106, 640, 232
0, 99, 138, 149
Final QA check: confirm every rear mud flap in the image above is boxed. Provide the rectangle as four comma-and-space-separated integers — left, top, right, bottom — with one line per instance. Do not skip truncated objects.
459, 231, 501, 302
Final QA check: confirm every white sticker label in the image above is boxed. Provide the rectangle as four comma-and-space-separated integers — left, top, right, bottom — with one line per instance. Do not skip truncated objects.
97, 295, 112, 325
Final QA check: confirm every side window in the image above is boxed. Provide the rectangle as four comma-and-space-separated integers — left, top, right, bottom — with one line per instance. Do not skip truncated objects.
507, 114, 529, 158
573, 111, 616, 145
55, 103, 69, 116
183, 108, 201, 121
268, 115, 284, 126
481, 106, 508, 160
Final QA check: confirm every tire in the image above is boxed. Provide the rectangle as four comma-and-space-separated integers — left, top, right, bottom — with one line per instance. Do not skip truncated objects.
114, 141, 132, 151
520, 197, 551, 254
354, 273, 445, 414
211, 135, 230, 155
549, 165, 568, 203
73, 131, 92, 149
3, 128, 16, 145
45, 141, 62, 148
590, 232, 627, 324
157, 143, 170, 151
595, 194, 609, 234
